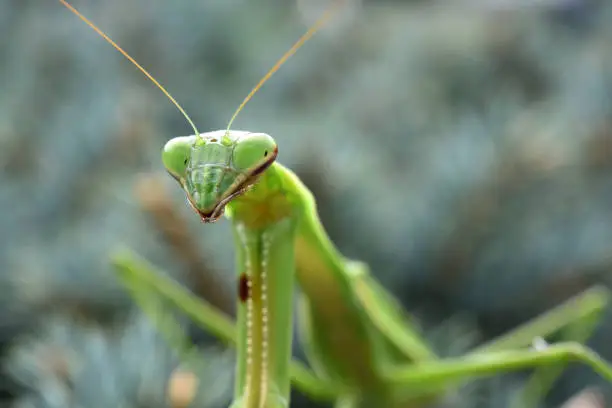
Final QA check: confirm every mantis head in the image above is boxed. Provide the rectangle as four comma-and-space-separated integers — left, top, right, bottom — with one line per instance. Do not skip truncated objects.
57, 0, 332, 224
162, 130, 278, 222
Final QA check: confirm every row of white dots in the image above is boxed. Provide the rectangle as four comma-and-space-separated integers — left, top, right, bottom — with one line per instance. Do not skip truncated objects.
259, 232, 271, 407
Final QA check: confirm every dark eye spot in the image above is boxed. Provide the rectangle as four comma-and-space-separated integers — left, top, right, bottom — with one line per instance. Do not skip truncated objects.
264, 151, 268, 157
184, 158, 188, 165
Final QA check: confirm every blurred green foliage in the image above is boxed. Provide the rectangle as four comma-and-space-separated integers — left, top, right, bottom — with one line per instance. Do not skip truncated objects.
1, 0, 612, 406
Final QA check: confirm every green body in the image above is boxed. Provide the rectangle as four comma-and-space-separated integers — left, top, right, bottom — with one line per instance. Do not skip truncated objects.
228, 158, 447, 407
163, 130, 416, 406
228, 216, 297, 408
232, 161, 390, 401
227, 170, 300, 408
164, 131, 299, 407
156, 130, 612, 408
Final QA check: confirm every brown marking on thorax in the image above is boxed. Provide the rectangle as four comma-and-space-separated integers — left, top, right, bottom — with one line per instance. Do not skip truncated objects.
238, 273, 251, 303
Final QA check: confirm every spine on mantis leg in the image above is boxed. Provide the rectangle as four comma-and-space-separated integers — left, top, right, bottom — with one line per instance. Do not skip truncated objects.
230, 217, 298, 408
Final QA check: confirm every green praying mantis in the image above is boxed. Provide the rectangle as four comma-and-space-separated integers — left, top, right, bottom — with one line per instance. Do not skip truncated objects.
59, 0, 612, 407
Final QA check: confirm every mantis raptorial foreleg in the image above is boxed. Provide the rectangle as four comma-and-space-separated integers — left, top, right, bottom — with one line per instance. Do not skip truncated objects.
347, 258, 612, 404
377, 288, 610, 403
113, 249, 235, 345
472, 286, 609, 355
116, 260, 199, 364
475, 286, 609, 407
353, 263, 611, 404
347, 261, 437, 362
385, 342, 612, 402
508, 290, 607, 408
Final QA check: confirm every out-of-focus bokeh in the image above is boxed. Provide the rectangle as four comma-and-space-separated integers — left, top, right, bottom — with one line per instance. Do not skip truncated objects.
2, 0, 612, 407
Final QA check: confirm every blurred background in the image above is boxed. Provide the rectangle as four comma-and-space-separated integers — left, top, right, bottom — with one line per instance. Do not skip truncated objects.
1, 0, 612, 407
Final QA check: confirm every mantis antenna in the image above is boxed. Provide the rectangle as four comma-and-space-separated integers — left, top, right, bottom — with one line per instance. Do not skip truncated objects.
225, 0, 344, 135
58, 0, 200, 139
59, 0, 343, 140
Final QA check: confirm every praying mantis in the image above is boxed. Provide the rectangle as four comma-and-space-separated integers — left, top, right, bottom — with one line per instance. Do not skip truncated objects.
59, 0, 612, 407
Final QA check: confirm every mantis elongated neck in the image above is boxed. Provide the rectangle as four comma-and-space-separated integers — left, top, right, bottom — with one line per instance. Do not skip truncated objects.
245, 164, 389, 393
227, 165, 298, 408
227, 163, 388, 403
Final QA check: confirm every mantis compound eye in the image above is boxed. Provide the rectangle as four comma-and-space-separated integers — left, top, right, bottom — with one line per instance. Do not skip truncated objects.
162, 136, 196, 180
232, 133, 277, 173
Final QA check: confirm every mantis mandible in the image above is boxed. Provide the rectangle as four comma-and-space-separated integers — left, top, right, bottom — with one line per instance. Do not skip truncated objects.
59, 1, 612, 407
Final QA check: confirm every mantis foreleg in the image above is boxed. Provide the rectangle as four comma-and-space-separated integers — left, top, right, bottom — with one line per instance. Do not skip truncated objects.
472, 286, 609, 354
116, 261, 201, 365
385, 342, 612, 402
347, 261, 437, 363
352, 264, 611, 404
509, 290, 608, 408
112, 249, 235, 345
